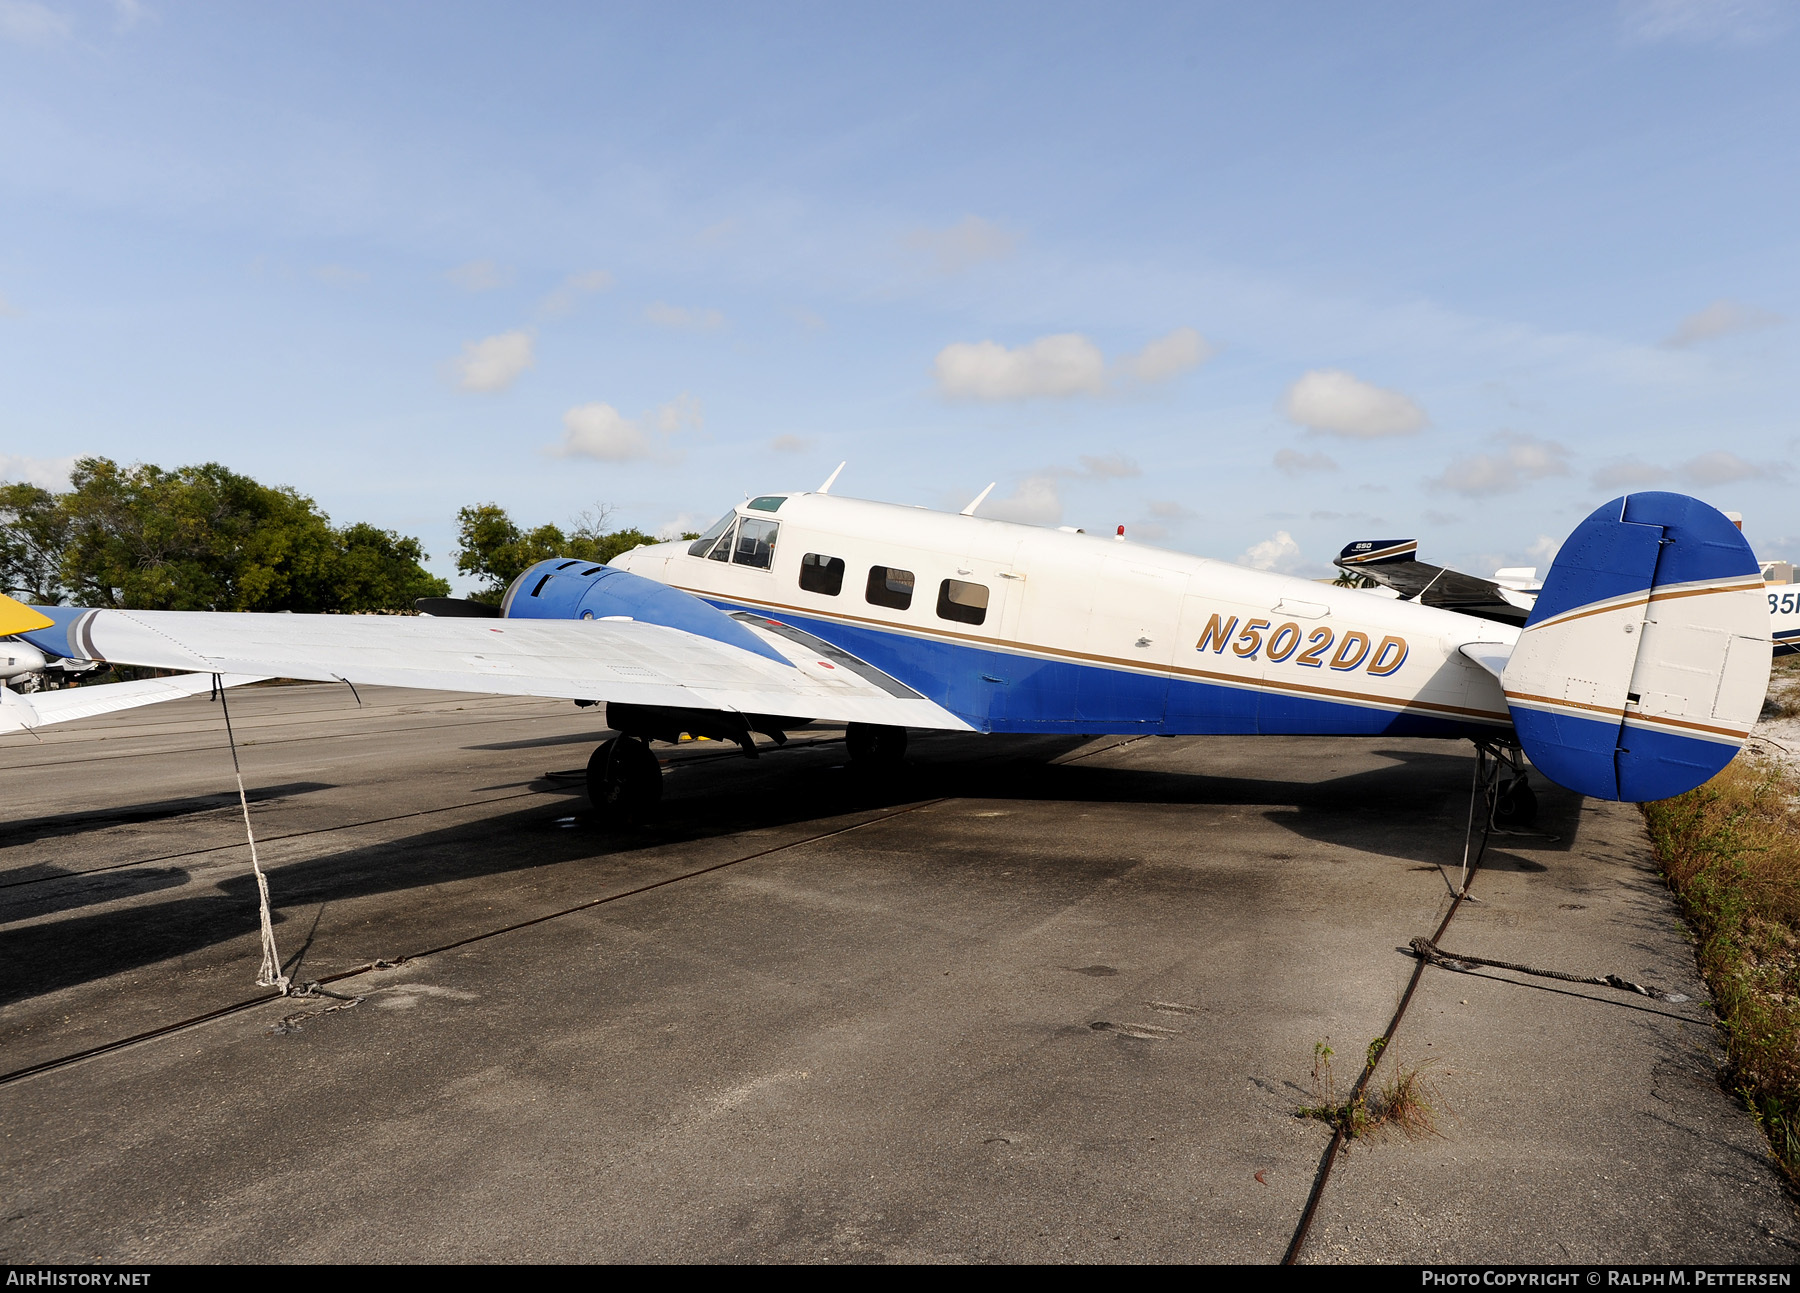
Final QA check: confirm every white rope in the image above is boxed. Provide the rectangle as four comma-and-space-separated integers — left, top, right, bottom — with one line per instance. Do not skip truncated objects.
1458, 743, 1484, 896
216, 675, 289, 993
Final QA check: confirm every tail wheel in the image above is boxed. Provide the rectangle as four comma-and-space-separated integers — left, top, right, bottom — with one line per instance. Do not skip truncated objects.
1493, 775, 1538, 828
846, 722, 908, 766
587, 736, 663, 824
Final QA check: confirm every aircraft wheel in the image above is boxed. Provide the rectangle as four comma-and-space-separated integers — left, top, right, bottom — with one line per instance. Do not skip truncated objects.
846, 722, 908, 765
1493, 775, 1537, 828
587, 736, 663, 823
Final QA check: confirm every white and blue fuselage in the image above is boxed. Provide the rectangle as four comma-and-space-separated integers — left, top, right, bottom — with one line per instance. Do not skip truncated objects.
609, 492, 1517, 741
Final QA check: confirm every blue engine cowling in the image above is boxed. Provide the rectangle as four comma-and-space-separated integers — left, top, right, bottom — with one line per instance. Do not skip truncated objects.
499, 558, 790, 667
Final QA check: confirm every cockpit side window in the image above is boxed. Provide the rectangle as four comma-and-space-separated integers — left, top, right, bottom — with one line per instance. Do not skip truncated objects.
732, 519, 779, 569
687, 509, 738, 558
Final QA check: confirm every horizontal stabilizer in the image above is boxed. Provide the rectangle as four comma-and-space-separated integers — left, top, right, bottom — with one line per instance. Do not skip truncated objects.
1457, 642, 1512, 680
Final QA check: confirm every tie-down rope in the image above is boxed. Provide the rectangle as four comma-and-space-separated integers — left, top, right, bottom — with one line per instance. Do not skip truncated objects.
214, 674, 290, 994
1408, 937, 1690, 1003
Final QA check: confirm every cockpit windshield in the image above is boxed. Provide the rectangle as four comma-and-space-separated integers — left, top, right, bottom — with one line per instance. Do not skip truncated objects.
687, 509, 737, 558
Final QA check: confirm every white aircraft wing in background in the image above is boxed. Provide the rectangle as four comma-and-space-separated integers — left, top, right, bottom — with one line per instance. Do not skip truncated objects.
0, 670, 267, 734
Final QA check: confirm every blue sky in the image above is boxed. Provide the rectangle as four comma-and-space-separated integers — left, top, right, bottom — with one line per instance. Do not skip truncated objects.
2, 1, 1796, 593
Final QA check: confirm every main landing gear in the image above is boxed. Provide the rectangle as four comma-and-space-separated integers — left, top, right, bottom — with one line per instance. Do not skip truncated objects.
586, 735, 663, 825
846, 722, 908, 766
581, 709, 912, 825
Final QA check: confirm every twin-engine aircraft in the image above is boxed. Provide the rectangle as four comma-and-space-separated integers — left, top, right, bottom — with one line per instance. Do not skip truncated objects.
0, 482, 1772, 819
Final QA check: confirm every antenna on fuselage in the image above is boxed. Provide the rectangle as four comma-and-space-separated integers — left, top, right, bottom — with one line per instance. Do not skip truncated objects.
960, 482, 996, 516
817, 462, 846, 494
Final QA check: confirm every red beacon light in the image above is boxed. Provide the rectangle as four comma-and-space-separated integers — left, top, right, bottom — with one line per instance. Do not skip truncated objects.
1115, 525, 1126, 541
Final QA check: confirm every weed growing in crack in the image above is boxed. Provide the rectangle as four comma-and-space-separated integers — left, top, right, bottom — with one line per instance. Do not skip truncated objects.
1297, 1036, 1441, 1146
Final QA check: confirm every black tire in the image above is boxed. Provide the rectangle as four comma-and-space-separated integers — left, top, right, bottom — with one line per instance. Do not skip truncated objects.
586, 736, 663, 824
846, 722, 908, 765
1493, 776, 1538, 828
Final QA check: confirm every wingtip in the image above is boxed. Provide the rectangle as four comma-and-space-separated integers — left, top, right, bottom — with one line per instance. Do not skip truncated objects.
0, 593, 55, 637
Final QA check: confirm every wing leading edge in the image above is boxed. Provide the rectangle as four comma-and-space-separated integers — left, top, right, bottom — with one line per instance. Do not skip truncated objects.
26, 606, 971, 731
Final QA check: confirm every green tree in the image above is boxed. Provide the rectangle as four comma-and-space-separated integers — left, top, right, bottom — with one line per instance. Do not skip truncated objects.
333, 523, 452, 612
49, 457, 446, 612
454, 502, 663, 602
0, 482, 71, 604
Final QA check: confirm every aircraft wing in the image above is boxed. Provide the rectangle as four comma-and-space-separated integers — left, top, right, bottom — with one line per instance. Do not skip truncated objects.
19, 605, 973, 730
0, 671, 267, 734
1334, 538, 1531, 627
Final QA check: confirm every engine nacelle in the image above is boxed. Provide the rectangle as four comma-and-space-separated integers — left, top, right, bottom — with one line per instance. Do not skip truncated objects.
499, 557, 789, 666
1, 637, 48, 681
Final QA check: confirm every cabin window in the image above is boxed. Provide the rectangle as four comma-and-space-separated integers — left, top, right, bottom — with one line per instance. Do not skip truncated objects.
746, 495, 787, 513
688, 510, 737, 558
866, 565, 915, 610
705, 523, 735, 561
732, 519, 780, 569
800, 553, 845, 596
936, 578, 989, 626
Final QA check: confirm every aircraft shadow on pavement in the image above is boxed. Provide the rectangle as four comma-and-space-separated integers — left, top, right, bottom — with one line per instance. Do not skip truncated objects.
0, 781, 336, 850
0, 735, 1583, 1007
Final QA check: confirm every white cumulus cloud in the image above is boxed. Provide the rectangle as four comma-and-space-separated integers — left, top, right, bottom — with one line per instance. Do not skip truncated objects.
553, 403, 653, 462
645, 302, 725, 331
1281, 369, 1428, 438
934, 333, 1107, 401
549, 395, 698, 462
1663, 299, 1784, 347
903, 216, 1017, 274
1238, 530, 1301, 572
0, 0, 71, 44
0, 453, 77, 489
539, 270, 614, 317
984, 474, 1064, 526
449, 330, 535, 392
1431, 432, 1571, 497
1120, 327, 1214, 382
446, 260, 514, 292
